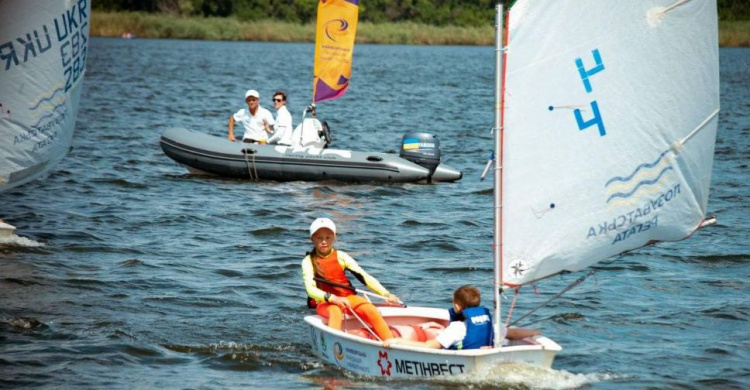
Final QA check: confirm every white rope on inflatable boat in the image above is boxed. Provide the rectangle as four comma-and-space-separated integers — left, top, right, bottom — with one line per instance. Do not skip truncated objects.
242, 146, 259, 181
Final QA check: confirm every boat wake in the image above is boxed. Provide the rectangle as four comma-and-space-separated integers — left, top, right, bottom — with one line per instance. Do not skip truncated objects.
443, 361, 621, 389
0, 234, 44, 248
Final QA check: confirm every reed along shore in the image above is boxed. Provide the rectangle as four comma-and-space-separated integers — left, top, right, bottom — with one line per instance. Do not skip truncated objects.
92, 11, 748, 47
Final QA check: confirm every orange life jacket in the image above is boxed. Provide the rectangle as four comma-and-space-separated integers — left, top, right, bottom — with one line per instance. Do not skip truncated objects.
311, 248, 354, 297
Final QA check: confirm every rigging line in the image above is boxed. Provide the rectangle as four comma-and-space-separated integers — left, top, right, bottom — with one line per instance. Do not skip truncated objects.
509, 269, 595, 327
507, 252, 624, 326
662, 0, 692, 15
504, 288, 519, 329
345, 302, 383, 342
672, 108, 720, 153
648, 0, 693, 26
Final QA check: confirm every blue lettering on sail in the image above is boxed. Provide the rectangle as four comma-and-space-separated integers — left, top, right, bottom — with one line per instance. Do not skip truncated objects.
574, 101, 606, 136
611, 216, 658, 244
1, 0, 88, 90
574, 49, 606, 137
575, 49, 604, 93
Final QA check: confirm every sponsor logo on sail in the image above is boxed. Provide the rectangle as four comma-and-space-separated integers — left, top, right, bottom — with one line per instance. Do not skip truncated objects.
324, 19, 350, 42
506, 259, 529, 280
604, 150, 674, 208
587, 150, 681, 244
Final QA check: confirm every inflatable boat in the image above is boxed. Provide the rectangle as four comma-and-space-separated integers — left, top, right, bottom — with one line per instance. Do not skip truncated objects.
160, 119, 462, 183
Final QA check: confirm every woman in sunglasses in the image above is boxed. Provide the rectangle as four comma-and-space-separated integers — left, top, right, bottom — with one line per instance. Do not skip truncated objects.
267, 90, 294, 146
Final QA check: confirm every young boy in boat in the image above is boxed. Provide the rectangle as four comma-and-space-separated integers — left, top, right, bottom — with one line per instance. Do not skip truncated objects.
384, 285, 540, 350
302, 217, 401, 340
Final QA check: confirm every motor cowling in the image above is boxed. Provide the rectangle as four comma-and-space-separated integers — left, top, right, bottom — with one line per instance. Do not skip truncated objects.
399, 133, 441, 175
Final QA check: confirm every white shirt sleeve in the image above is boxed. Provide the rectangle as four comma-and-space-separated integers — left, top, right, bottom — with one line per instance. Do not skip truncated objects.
268, 108, 293, 145
435, 321, 466, 349
232, 108, 246, 122
263, 108, 275, 126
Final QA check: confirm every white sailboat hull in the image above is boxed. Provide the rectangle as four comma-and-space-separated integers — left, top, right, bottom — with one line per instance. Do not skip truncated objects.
304, 306, 560, 378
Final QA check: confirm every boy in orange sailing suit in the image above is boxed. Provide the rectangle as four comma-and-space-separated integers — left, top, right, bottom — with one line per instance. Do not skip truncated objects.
301, 217, 401, 340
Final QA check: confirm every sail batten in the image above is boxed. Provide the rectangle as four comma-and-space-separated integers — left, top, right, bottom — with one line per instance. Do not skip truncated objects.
500, 0, 719, 287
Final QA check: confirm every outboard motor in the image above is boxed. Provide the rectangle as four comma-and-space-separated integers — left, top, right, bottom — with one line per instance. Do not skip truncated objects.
291, 118, 329, 148
399, 133, 441, 176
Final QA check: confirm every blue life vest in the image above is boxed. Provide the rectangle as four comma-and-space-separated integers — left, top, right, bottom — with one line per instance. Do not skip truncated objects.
448, 306, 494, 350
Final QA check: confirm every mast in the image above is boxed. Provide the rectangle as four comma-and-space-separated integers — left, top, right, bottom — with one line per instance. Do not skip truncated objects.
493, 2, 505, 348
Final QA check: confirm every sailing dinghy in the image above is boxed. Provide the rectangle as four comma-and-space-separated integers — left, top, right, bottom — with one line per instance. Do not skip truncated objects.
305, 0, 719, 378
160, 0, 461, 184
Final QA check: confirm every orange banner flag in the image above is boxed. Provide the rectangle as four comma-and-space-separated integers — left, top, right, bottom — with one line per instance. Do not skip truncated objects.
312, 0, 359, 103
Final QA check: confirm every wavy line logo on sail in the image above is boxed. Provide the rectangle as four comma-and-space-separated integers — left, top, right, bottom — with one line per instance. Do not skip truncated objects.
30, 85, 65, 110
28, 85, 68, 125
604, 150, 673, 208
324, 19, 350, 42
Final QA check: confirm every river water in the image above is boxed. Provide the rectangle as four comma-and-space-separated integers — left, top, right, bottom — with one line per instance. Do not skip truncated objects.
1, 39, 747, 389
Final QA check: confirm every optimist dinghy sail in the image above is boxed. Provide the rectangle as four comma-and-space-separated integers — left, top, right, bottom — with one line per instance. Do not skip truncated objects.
499, 0, 720, 288
0, 0, 90, 193
305, 0, 719, 378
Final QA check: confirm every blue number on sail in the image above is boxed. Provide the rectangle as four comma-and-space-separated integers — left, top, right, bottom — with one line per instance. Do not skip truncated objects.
574, 48, 606, 136
576, 49, 604, 93
574, 101, 606, 136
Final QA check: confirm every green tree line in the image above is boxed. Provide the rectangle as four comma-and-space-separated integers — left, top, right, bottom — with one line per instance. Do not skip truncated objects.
93, 0, 749, 26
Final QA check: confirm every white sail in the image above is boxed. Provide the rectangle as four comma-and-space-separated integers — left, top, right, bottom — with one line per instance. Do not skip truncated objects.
501, 0, 719, 286
0, 0, 90, 192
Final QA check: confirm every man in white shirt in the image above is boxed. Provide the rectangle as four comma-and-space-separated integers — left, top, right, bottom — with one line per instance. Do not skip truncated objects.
227, 89, 275, 144
267, 90, 294, 146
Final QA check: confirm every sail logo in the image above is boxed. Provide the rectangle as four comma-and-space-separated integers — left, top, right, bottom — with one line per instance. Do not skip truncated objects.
586, 148, 684, 243
605, 150, 673, 207
12, 83, 69, 152
324, 19, 351, 42
506, 259, 530, 281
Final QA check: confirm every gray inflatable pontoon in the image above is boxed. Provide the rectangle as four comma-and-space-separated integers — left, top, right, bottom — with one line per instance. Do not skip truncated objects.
160, 127, 462, 183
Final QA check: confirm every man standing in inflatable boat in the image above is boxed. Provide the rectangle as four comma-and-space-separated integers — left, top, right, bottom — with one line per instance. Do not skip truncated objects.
301, 218, 401, 340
